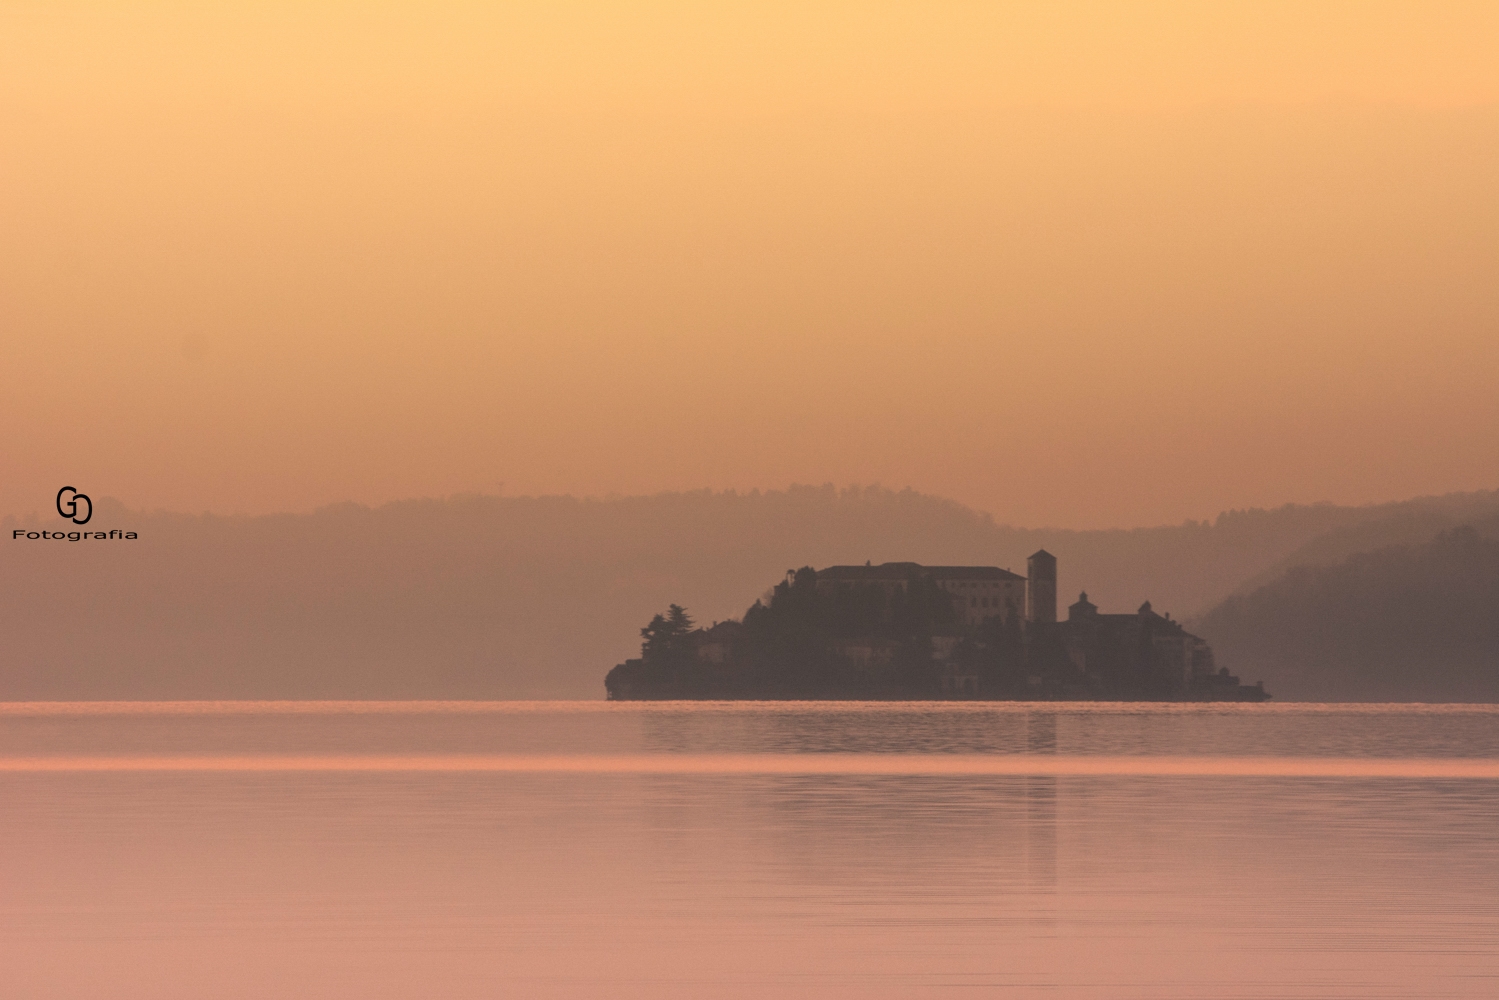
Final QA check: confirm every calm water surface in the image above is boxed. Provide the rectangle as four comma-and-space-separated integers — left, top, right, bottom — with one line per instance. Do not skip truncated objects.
2, 702, 1497, 999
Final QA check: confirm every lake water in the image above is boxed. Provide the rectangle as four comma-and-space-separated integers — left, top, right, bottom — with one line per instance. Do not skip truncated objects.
2, 701, 1497, 999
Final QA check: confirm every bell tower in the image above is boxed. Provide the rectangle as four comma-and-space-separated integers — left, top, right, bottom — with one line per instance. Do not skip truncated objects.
1026, 549, 1057, 624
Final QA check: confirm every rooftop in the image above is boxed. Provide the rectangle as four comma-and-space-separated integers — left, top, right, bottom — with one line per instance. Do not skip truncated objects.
818, 563, 1025, 582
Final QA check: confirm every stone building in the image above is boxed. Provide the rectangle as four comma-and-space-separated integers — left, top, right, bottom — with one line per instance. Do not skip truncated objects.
816, 562, 1026, 627
1049, 591, 1260, 698
1026, 549, 1057, 624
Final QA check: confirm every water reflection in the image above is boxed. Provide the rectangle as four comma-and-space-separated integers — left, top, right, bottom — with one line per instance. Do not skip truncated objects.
1026, 711, 1058, 754
6, 701, 1499, 759
1025, 777, 1058, 900
1, 703, 1497, 999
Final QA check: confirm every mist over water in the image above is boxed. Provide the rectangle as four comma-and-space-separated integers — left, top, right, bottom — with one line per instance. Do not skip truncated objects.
3, 702, 1497, 999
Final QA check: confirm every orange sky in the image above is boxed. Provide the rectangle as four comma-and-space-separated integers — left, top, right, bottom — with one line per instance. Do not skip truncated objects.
3, 2, 1496, 529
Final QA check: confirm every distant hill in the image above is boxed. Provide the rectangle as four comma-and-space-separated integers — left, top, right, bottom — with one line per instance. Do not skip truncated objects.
4, 484, 1497, 699
1224, 495, 1499, 597
1193, 526, 1499, 702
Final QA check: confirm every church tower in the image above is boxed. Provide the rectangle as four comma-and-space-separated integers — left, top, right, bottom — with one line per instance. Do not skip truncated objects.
1026, 549, 1057, 624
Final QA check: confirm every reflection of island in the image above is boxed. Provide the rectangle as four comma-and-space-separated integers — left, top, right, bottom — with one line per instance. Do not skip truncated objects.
606, 552, 1269, 701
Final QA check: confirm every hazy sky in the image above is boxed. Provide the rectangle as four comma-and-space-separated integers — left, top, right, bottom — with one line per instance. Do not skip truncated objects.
4, 2, 1496, 528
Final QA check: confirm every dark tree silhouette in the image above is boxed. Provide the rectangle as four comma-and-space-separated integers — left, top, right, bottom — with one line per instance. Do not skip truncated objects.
640, 604, 696, 661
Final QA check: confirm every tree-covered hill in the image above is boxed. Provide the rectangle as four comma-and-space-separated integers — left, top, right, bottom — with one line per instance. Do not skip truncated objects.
1193, 527, 1499, 702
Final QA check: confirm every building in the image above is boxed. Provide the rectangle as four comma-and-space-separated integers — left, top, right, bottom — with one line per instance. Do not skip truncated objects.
829, 638, 901, 668
690, 619, 742, 663
815, 553, 1266, 699
816, 562, 1026, 627
1026, 549, 1057, 624
1047, 591, 1261, 698
1049, 592, 1196, 690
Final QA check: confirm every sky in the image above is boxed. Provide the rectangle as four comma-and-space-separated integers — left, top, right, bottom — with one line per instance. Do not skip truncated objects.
3, 2, 1496, 529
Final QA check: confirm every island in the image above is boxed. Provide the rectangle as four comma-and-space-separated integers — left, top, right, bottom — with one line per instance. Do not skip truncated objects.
605, 551, 1270, 701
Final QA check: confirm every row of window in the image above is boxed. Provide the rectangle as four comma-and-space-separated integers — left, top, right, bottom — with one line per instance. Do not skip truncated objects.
969, 596, 1013, 609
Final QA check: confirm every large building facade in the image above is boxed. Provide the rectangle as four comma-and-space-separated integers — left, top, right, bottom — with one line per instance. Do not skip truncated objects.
816, 562, 1026, 628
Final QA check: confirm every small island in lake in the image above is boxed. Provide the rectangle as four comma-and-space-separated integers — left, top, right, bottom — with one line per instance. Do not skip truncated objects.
605, 551, 1270, 701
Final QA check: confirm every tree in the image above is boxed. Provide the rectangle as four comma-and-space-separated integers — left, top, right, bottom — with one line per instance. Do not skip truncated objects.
640, 604, 696, 661
667, 604, 694, 635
